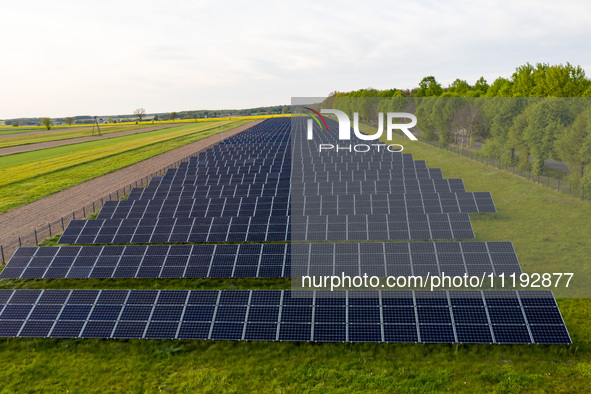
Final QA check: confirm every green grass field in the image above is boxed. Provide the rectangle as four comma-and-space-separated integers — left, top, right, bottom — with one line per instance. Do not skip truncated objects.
0, 126, 88, 136
0, 124, 589, 392
0, 125, 152, 148
0, 120, 249, 213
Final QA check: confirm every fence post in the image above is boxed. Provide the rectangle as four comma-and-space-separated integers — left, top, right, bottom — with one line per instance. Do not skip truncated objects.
1, 245, 4, 264
62, 217, 65, 230
19, 237, 22, 247
49, 223, 52, 237
34, 230, 38, 245
73, 212, 75, 220
93, 201, 95, 212
83, 206, 86, 217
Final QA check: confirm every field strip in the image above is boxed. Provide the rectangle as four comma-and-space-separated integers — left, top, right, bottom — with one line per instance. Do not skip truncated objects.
0, 124, 179, 156
0, 125, 147, 139
0, 120, 263, 248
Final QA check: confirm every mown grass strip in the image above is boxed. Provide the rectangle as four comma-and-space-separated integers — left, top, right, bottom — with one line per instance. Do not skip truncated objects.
0, 125, 152, 148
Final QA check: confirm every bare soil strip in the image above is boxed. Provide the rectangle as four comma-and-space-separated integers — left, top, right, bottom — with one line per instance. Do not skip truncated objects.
0, 125, 180, 156
0, 120, 263, 250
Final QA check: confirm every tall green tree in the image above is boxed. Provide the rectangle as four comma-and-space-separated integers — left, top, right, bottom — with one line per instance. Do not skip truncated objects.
555, 107, 591, 184
41, 117, 53, 130
474, 77, 489, 94
415, 76, 443, 97
525, 98, 574, 174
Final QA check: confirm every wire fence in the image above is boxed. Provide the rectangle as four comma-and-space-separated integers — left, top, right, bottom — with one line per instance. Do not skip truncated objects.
0, 148, 211, 265
417, 136, 587, 200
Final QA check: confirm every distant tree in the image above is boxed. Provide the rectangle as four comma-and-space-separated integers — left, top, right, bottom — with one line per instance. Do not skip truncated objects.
415, 76, 444, 97
525, 98, 574, 174
474, 77, 489, 94
64, 117, 74, 125
169, 112, 178, 121
11, 123, 18, 127
447, 79, 471, 95
134, 108, 146, 122
107, 117, 113, 123
449, 100, 483, 146
41, 117, 53, 130
154, 114, 159, 121
556, 108, 591, 184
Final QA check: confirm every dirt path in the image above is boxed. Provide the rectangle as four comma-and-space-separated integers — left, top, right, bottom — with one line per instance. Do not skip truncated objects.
0, 120, 263, 258
0, 124, 182, 156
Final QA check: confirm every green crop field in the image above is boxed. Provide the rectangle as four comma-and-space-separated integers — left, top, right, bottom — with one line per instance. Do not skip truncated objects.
0, 120, 249, 213
0, 126, 85, 136
0, 125, 152, 148
0, 123, 589, 392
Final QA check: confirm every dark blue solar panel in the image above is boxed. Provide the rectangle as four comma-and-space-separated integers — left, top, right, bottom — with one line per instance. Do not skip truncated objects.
0, 290, 570, 344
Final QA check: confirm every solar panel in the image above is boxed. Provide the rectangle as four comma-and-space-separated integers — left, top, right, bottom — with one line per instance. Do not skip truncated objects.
0, 118, 563, 346
127, 178, 465, 201
57, 213, 473, 245
0, 289, 570, 344
1, 242, 520, 280
96, 192, 494, 220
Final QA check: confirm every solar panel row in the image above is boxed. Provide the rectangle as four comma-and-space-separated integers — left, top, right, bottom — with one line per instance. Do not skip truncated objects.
1, 241, 521, 280
96, 192, 494, 220
58, 213, 474, 245
128, 179, 466, 200
0, 289, 570, 343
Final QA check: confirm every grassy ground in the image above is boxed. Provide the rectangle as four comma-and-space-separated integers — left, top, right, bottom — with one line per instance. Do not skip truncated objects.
0, 124, 589, 391
0, 120, 248, 213
0, 115, 290, 137
377, 129, 591, 299
0, 125, 151, 148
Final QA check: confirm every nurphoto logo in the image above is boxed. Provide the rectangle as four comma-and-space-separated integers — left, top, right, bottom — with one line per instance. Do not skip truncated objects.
304, 107, 417, 152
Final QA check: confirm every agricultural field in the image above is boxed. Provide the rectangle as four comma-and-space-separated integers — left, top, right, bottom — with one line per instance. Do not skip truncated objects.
0, 114, 290, 137
0, 120, 250, 213
0, 124, 154, 148
0, 123, 589, 392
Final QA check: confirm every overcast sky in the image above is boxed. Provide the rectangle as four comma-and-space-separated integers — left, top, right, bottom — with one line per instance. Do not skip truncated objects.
1, 0, 590, 119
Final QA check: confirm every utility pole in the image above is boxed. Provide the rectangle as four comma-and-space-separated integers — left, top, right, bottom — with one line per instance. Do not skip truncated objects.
92, 116, 102, 136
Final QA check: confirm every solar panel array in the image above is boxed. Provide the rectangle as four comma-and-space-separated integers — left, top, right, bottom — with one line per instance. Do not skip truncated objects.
0, 117, 570, 344
0, 241, 521, 280
95, 192, 494, 221
58, 213, 474, 245
0, 289, 570, 343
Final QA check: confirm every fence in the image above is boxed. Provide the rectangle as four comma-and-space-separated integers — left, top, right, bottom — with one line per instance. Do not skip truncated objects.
417, 136, 586, 200
0, 147, 212, 265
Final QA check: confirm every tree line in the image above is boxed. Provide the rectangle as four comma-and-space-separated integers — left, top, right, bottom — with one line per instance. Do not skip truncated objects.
322, 62, 591, 188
